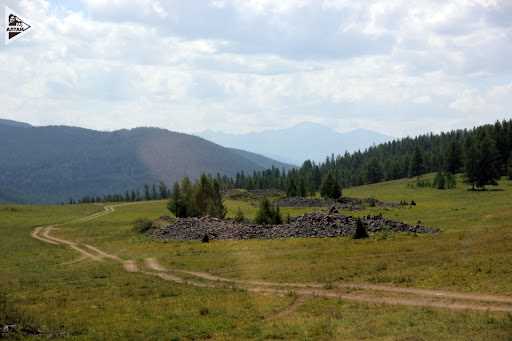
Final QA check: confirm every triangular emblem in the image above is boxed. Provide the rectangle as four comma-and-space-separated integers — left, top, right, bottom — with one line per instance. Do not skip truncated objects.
4, 6, 32, 45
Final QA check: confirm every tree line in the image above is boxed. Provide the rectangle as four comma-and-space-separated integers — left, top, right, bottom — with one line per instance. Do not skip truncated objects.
229, 119, 512, 193
75, 182, 171, 204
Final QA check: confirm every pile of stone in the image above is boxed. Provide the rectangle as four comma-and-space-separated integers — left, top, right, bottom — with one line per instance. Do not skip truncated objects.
276, 196, 399, 211
0, 324, 42, 338
276, 197, 334, 207
1, 325, 17, 337
224, 189, 285, 201
150, 212, 438, 241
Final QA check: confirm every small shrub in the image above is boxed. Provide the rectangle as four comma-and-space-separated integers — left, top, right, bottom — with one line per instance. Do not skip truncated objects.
433, 172, 457, 190
274, 205, 283, 225
353, 218, 369, 239
199, 307, 209, 316
0, 207, 20, 212
445, 172, 457, 189
433, 172, 445, 189
132, 218, 153, 233
233, 208, 245, 223
254, 198, 282, 225
286, 213, 292, 224
0, 293, 40, 337
415, 179, 432, 188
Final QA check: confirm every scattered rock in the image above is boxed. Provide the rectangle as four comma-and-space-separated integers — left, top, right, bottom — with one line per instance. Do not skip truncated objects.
1, 324, 17, 336
150, 212, 438, 241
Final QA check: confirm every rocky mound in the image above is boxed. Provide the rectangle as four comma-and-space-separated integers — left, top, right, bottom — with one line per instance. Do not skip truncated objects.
276, 197, 333, 207
276, 196, 399, 210
224, 189, 286, 201
149, 213, 438, 241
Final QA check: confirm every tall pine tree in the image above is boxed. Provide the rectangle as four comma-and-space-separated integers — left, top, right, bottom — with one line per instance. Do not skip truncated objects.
475, 134, 501, 189
445, 140, 462, 174
409, 145, 424, 178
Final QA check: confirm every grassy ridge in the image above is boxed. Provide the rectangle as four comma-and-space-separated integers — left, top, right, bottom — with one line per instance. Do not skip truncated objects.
1, 176, 512, 339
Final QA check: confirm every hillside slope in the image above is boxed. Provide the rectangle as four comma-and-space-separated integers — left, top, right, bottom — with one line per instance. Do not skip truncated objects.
0, 120, 290, 203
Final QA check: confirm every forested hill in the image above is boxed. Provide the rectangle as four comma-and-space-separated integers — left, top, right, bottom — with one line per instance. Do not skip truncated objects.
231, 119, 512, 193
0, 120, 291, 204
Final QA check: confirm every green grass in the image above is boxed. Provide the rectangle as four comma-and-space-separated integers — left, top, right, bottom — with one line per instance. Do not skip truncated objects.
1, 176, 512, 339
224, 198, 323, 221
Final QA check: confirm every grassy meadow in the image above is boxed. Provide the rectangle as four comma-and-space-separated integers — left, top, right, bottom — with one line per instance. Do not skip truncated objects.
1, 175, 512, 339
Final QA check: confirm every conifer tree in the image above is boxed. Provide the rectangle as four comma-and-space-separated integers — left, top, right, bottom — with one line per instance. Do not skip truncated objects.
181, 177, 197, 217
151, 184, 158, 200
409, 145, 424, 178
208, 179, 227, 218
167, 182, 186, 217
287, 178, 297, 197
144, 184, 151, 201
320, 173, 341, 199
433, 172, 446, 189
474, 134, 501, 189
159, 181, 168, 199
353, 218, 369, 239
464, 137, 479, 190
366, 158, 383, 184
195, 174, 213, 215
508, 159, 512, 180
445, 140, 462, 174
298, 178, 307, 197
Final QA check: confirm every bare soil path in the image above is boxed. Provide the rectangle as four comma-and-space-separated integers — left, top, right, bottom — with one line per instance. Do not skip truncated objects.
31, 204, 512, 314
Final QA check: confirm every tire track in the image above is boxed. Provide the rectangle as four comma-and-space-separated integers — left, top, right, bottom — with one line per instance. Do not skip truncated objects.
143, 258, 512, 313
144, 259, 512, 306
266, 295, 307, 320
31, 226, 59, 245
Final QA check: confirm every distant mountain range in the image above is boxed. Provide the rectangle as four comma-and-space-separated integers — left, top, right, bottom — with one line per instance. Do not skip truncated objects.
199, 122, 393, 165
0, 119, 291, 204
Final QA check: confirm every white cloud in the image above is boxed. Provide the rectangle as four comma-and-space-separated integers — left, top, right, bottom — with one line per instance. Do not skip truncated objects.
0, 0, 511, 136
450, 83, 512, 118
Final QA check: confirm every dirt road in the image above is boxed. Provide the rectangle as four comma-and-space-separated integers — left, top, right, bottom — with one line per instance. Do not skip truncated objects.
31, 204, 512, 314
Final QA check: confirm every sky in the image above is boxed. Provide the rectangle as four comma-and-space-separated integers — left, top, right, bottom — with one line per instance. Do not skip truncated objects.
0, 0, 511, 137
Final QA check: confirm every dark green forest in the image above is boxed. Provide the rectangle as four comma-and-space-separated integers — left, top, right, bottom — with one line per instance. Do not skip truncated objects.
229, 119, 511, 194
